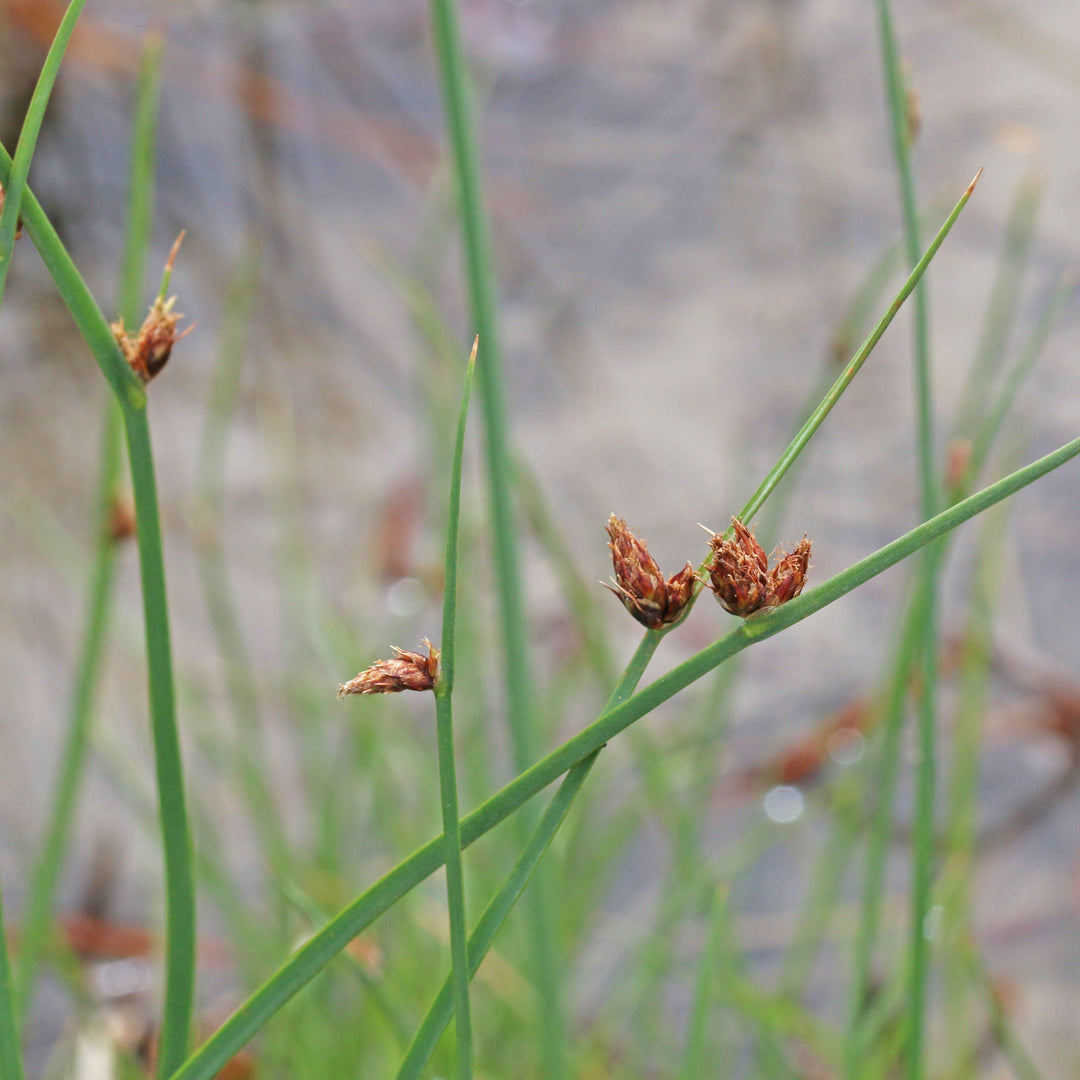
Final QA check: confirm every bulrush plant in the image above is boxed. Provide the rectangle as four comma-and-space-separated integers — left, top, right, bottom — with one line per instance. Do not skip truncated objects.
3, 2, 1080, 1078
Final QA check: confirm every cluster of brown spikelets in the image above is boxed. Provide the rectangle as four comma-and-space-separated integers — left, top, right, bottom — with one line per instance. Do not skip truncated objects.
111, 232, 191, 384
338, 516, 810, 699
606, 513, 811, 628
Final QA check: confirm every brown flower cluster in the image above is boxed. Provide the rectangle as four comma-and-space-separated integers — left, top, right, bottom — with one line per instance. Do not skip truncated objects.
705, 518, 811, 617
604, 515, 696, 629
338, 640, 440, 697
111, 233, 191, 384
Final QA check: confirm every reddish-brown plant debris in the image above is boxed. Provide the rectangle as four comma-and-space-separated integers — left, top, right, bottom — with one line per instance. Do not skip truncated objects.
111, 232, 191, 383
107, 493, 136, 542
705, 518, 811, 617
604, 514, 696, 629
338, 640, 440, 697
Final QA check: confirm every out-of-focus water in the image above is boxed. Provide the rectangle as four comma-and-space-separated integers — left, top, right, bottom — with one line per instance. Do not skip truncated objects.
3, 0, 1080, 1072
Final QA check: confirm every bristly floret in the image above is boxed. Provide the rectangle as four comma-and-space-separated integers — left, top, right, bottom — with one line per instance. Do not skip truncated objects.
111, 232, 191, 384
604, 514, 695, 629
338, 640, 440, 697
705, 518, 811, 617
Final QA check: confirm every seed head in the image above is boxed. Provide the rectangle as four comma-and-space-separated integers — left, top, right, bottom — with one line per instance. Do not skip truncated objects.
766, 535, 812, 607
604, 514, 696, 629
705, 518, 770, 616
705, 518, 811, 617
111, 232, 191, 384
337, 640, 440, 697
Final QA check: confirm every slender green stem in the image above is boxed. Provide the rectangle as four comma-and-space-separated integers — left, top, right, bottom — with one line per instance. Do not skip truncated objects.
117, 33, 164, 324
873, 8, 940, 1075
427, 0, 530, 757
845, 585, 926, 1080
433, 692, 472, 1078
396, 752, 599, 1080
0, 0, 87, 310
125, 408, 196, 1078
734, 169, 977, 533
166, 434, 1080, 1080
428, 0, 562, 1068
122, 47, 197, 1072
940, 509, 1004, 1065
874, 0, 934, 517
908, 597, 938, 1080
434, 342, 478, 1078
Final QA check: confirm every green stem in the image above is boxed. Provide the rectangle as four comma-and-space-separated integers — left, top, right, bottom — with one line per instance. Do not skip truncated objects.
0, 0, 87, 310
395, 752, 599, 1080
166, 433, 1080, 1080
846, 583, 927, 1080
125, 407, 196, 1078
434, 344, 478, 1077
735, 167, 977, 533
874, 0, 935, 517
427, 0, 562, 1068
873, 7, 939, 1075
434, 692, 472, 1078
117, 33, 164, 324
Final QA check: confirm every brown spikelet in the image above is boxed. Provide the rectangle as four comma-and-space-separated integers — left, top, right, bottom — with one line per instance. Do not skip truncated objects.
705, 518, 811, 617
338, 640, 440, 697
765, 535, 812, 607
604, 515, 695, 629
111, 232, 192, 383
705, 518, 770, 616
